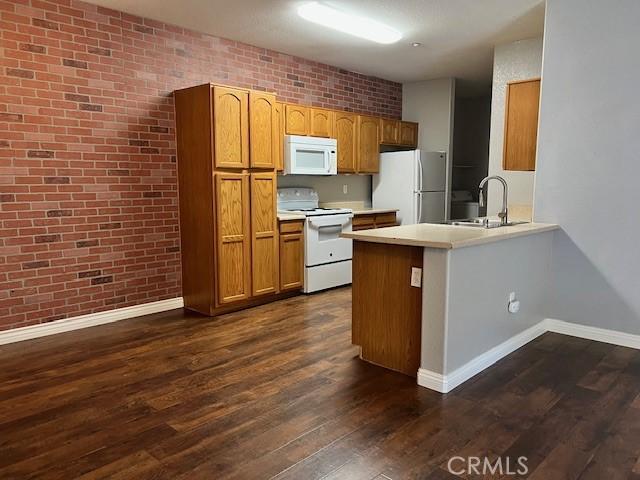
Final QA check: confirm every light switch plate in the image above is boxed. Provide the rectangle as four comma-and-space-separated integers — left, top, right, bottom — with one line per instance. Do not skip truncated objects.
410, 267, 422, 288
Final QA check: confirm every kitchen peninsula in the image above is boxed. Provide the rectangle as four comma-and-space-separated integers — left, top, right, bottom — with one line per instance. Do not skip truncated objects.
342, 222, 559, 393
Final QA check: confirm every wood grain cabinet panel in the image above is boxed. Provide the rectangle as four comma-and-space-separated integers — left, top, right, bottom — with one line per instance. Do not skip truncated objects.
250, 172, 279, 296
380, 118, 399, 145
309, 108, 333, 137
357, 115, 380, 173
213, 86, 249, 169
215, 172, 251, 304
274, 102, 285, 172
399, 121, 418, 147
285, 104, 309, 135
249, 91, 277, 169
334, 111, 358, 173
279, 221, 304, 291
503, 78, 540, 171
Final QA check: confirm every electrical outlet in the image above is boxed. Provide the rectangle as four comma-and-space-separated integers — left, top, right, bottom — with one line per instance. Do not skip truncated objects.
508, 292, 520, 314
342, 184, 348, 194
410, 267, 422, 288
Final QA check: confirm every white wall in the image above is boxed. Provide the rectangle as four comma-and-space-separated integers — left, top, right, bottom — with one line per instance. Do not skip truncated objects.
534, 0, 640, 333
277, 174, 371, 208
402, 78, 456, 219
487, 37, 543, 219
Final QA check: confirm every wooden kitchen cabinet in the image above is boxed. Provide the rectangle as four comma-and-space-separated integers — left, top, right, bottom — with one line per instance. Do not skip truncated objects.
399, 121, 418, 147
503, 78, 540, 171
380, 118, 399, 145
213, 86, 249, 169
352, 211, 397, 231
285, 104, 309, 135
334, 111, 358, 173
357, 115, 380, 173
249, 91, 278, 169
250, 172, 279, 296
309, 107, 334, 137
215, 172, 251, 304
274, 102, 285, 171
279, 220, 304, 291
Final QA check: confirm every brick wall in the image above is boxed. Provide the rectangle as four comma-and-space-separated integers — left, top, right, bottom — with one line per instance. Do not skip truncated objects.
0, 0, 402, 331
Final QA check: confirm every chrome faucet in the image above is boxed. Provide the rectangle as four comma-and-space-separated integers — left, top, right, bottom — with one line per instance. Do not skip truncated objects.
479, 175, 509, 225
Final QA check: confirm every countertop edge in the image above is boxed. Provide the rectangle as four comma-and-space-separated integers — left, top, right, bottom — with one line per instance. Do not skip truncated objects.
342, 224, 559, 249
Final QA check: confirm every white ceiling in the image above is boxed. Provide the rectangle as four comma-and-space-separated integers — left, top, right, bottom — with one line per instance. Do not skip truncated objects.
84, 0, 545, 93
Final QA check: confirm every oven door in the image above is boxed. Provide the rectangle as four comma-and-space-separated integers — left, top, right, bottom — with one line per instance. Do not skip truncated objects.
304, 214, 353, 267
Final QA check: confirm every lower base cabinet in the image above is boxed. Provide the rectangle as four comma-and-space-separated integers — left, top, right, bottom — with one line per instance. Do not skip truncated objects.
279, 220, 304, 291
352, 211, 398, 231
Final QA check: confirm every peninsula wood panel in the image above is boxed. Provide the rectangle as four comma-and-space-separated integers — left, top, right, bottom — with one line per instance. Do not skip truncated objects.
174, 85, 216, 315
213, 86, 249, 169
275, 102, 285, 171
279, 220, 304, 291
309, 108, 334, 137
334, 111, 358, 173
380, 118, 399, 145
249, 92, 278, 169
399, 121, 418, 147
250, 172, 279, 296
285, 104, 309, 135
215, 173, 251, 304
357, 115, 380, 173
503, 78, 541, 171
352, 241, 423, 376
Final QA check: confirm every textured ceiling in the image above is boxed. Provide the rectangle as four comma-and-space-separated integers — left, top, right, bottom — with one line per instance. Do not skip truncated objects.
82, 0, 545, 92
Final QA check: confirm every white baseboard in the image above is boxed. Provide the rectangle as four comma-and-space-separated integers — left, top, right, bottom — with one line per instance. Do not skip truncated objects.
0, 297, 184, 346
544, 318, 640, 350
417, 318, 640, 394
417, 322, 547, 393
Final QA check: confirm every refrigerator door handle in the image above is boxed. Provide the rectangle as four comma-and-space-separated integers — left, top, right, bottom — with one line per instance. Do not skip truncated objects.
416, 154, 424, 192
416, 191, 423, 223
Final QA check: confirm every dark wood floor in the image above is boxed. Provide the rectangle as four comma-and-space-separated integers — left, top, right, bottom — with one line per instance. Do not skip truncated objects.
1, 287, 640, 479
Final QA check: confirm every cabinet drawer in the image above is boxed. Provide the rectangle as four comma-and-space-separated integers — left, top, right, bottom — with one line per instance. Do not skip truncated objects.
279, 220, 304, 234
374, 212, 397, 227
352, 214, 375, 230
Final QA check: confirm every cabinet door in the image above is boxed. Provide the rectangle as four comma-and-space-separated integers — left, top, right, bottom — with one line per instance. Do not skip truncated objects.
309, 108, 334, 137
380, 119, 399, 145
215, 172, 251, 304
279, 225, 303, 291
503, 78, 540, 171
249, 91, 277, 169
285, 104, 309, 135
357, 115, 380, 173
250, 172, 279, 296
334, 111, 357, 173
274, 102, 285, 172
213, 86, 249, 169
399, 121, 418, 147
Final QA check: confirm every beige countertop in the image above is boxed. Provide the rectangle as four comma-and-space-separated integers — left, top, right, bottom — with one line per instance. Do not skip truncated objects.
277, 213, 306, 221
350, 207, 399, 215
342, 222, 559, 249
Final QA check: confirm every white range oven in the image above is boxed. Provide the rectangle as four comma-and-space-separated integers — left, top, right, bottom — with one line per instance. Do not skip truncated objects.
277, 188, 353, 293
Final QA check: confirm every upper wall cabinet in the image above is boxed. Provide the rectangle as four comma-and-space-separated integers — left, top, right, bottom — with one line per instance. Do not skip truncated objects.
285, 104, 309, 135
334, 111, 358, 173
503, 78, 540, 171
357, 115, 380, 173
213, 86, 249, 169
249, 91, 277, 169
380, 119, 399, 145
309, 108, 334, 138
274, 102, 285, 172
399, 122, 418, 147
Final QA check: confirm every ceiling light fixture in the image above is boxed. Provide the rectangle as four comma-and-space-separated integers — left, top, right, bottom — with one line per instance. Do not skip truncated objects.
297, 2, 402, 45
411, 42, 422, 47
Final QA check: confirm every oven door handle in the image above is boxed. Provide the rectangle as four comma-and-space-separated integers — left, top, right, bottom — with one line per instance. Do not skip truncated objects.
307, 214, 353, 229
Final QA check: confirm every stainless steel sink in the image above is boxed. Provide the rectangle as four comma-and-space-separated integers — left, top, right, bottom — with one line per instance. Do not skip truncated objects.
446, 218, 528, 229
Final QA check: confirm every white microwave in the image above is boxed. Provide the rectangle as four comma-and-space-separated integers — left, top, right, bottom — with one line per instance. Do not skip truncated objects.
284, 135, 337, 175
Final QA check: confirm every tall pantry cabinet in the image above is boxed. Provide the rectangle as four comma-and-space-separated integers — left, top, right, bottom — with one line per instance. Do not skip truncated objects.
175, 84, 279, 315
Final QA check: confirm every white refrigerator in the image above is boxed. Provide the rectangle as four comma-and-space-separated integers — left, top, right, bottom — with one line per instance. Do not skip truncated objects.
372, 150, 447, 225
